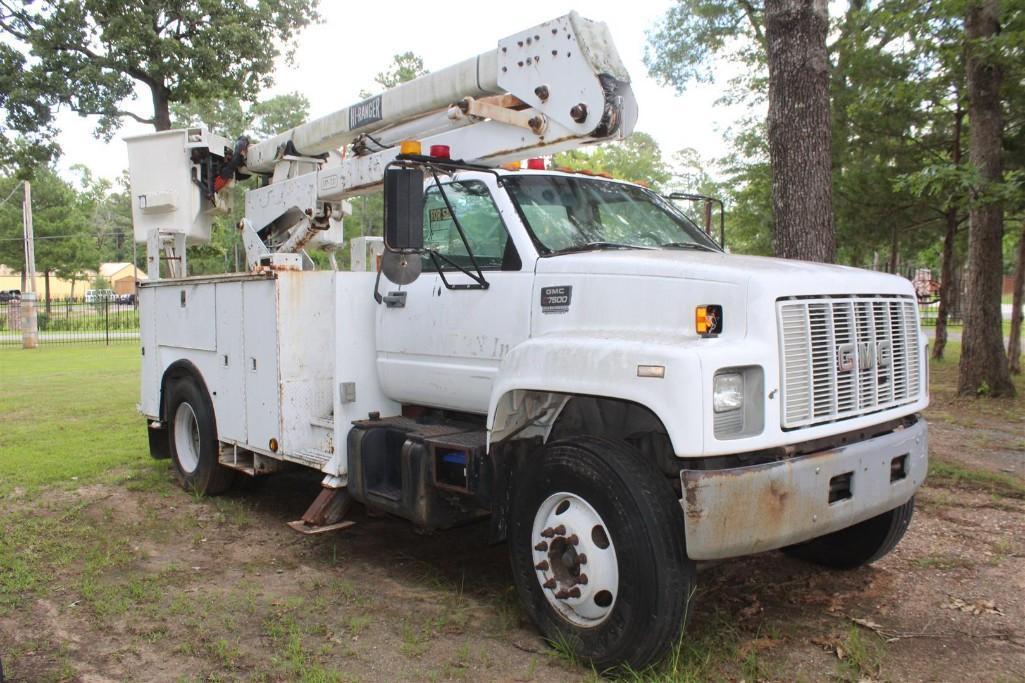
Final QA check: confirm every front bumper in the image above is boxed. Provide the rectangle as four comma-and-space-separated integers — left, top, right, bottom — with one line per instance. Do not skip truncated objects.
681, 417, 927, 560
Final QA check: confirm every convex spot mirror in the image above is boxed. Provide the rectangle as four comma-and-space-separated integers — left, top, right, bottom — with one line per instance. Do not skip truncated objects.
384, 166, 425, 252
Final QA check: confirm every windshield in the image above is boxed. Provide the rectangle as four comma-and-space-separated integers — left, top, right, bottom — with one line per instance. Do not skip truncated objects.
502, 175, 721, 255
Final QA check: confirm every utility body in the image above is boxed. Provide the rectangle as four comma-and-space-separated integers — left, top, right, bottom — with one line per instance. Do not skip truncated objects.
127, 12, 928, 669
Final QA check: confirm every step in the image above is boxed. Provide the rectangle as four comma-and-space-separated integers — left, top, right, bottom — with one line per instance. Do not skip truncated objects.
310, 415, 335, 430
285, 448, 334, 470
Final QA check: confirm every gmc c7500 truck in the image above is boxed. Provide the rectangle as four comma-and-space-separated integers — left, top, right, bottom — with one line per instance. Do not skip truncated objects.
127, 12, 927, 668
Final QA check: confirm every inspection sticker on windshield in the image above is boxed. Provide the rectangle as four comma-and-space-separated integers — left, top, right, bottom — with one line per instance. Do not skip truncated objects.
540, 286, 572, 314
428, 207, 451, 223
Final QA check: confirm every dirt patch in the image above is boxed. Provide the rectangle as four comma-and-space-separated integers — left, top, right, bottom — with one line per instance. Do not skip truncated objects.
3, 385, 1025, 680
2, 463, 1023, 682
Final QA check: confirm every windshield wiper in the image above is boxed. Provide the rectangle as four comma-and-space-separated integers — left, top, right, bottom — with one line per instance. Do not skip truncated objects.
551, 241, 658, 255
660, 242, 716, 252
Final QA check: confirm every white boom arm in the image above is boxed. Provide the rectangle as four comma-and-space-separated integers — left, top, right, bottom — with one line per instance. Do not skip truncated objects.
246, 11, 635, 175
125, 12, 637, 273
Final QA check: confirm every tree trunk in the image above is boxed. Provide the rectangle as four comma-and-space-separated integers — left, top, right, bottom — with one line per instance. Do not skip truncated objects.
958, 0, 1015, 397
151, 85, 172, 131
888, 223, 899, 273
933, 103, 964, 361
1008, 220, 1024, 374
932, 208, 959, 360
765, 0, 835, 263
44, 269, 51, 315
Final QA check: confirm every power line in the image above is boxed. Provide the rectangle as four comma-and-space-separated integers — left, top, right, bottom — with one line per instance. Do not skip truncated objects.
0, 181, 25, 208
0, 230, 129, 241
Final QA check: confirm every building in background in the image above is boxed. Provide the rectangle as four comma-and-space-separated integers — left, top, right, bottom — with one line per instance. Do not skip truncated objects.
98, 263, 148, 295
0, 262, 147, 299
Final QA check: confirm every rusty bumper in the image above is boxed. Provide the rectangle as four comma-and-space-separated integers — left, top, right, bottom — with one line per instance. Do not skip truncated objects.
681, 418, 928, 561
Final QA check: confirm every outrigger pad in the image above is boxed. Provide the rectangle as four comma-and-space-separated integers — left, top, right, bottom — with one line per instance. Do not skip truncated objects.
287, 519, 355, 536
287, 487, 355, 535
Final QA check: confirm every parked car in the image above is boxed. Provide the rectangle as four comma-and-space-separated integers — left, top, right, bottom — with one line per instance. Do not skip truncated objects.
85, 289, 116, 303
117, 293, 137, 305
0, 289, 21, 302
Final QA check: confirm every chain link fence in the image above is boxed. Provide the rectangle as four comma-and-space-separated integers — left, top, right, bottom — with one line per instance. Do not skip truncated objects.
0, 298, 139, 346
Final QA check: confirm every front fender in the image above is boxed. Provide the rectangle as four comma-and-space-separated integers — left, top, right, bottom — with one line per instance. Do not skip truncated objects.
487, 331, 705, 455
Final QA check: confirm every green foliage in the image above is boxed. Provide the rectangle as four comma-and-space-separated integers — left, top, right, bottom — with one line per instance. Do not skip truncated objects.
645, 0, 764, 90
171, 92, 312, 140
0, 0, 320, 165
553, 132, 672, 190
0, 168, 99, 286
359, 52, 428, 98
647, 0, 1025, 270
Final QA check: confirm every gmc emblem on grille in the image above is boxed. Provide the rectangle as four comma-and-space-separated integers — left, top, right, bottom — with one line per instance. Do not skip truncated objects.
876, 340, 892, 369
837, 343, 856, 372
857, 341, 875, 370
838, 341, 892, 372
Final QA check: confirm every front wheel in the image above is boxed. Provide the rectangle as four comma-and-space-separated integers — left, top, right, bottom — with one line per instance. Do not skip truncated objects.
509, 437, 695, 671
783, 497, 915, 569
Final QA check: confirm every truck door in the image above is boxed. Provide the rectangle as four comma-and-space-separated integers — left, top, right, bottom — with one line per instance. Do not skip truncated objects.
376, 176, 532, 414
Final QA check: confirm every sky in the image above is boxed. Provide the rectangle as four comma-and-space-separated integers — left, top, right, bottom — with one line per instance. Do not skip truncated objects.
51, 0, 755, 184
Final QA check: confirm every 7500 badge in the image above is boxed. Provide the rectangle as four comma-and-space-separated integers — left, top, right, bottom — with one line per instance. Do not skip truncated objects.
540, 286, 572, 314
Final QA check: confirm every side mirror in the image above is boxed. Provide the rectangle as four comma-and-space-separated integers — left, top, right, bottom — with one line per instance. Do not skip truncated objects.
384, 166, 425, 251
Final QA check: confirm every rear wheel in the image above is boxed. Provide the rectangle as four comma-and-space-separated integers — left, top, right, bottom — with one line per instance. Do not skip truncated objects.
509, 437, 695, 670
166, 376, 234, 495
783, 497, 915, 569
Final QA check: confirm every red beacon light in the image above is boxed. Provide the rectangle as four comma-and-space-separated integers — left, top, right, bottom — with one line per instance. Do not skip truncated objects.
526, 157, 546, 170
429, 144, 451, 159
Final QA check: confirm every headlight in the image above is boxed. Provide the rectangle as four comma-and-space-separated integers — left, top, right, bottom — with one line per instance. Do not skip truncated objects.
713, 373, 744, 413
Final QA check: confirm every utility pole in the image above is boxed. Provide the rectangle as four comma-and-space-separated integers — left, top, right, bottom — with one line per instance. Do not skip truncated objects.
21, 181, 38, 349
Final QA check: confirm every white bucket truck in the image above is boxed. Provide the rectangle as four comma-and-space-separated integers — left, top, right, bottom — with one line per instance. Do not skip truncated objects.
126, 12, 928, 668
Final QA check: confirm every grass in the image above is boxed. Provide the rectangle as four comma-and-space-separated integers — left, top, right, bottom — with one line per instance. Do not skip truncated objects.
927, 460, 1025, 499
0, 345, 146, 496
1, 330, 1023, 681
837, 623, 883, 681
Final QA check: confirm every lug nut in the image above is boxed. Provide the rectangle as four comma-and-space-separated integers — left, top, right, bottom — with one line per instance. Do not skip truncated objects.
577, 573, 588, 585
535, 560, 549, 571
552, 525, 566, 536
541, 527, 555, 538
567, 534, 579, 546
543, 578, 556, 589
554, 589, 569, 599
534, 541, 548, 551
577, 553, 587, 565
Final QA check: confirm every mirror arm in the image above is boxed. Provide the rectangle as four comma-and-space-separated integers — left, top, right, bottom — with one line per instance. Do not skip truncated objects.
429, 249, 490, 290
427, 167, 490, 289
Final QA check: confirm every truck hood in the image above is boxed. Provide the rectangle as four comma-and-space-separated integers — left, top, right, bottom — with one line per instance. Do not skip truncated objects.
534, 250, 914, 298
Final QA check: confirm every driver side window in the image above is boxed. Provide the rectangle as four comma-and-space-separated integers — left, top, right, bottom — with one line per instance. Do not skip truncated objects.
422, 180, 519, 271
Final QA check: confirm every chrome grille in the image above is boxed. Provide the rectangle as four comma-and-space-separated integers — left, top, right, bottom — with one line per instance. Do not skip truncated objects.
777, 296, 921, 429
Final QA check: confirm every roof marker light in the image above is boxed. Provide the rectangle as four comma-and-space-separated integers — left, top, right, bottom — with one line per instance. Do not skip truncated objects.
526, 158, 545, 170
429, 144, 451, 159
400, 140, 421, 155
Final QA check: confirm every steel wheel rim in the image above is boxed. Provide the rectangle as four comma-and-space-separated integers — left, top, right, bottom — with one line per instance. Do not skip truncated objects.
173, 402, 201, 474
531, 491, 619, 628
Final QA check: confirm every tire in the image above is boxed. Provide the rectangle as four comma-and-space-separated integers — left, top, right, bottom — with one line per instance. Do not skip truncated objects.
783, 497, 915, 569
166, 376, 234, 495
508, 436, 695, 671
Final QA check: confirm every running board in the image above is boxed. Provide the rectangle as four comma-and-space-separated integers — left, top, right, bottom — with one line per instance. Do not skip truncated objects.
288, 487, 355, 535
